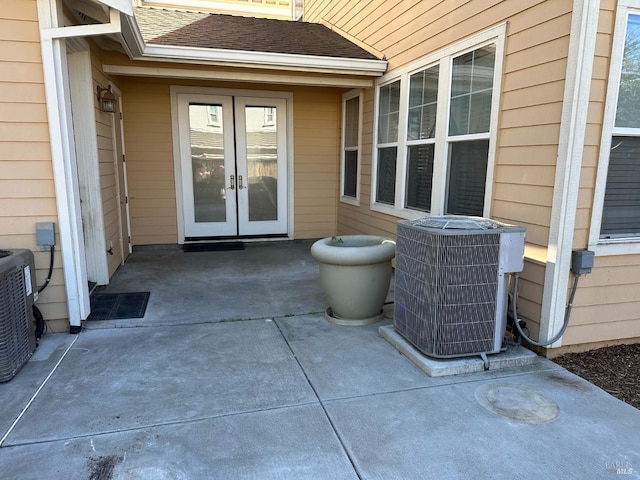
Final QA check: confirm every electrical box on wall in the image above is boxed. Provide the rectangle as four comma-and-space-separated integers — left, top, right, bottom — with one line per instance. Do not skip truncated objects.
571, 249, 594, 275
36, 222, 55, 247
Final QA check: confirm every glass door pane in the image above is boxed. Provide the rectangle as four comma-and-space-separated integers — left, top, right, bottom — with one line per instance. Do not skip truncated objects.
235, 97, 288, 236
244, 106, 278, 221
189, 104, 227, 223
177, 94, 236, 238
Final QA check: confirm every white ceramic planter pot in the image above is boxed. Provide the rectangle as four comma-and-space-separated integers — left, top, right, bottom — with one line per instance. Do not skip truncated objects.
311, 235, 396, 326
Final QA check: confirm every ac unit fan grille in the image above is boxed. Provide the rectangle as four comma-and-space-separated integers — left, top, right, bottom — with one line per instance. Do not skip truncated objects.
394, 222, 500, 357
0, 250, 36, 382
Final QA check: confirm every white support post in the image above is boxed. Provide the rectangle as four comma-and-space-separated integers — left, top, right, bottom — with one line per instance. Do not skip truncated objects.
540, 0, 600, 347
37, 0, 90, 329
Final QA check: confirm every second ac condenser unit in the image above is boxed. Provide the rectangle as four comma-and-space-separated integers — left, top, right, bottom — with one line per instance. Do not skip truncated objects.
0, 249, 37, 382
394, 216, 525, 358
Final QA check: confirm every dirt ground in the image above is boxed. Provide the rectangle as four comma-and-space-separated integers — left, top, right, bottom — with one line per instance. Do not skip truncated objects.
553, 343, 640, 410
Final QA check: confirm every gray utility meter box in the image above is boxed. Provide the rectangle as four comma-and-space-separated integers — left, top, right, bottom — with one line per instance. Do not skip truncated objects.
394, 216, 525, 358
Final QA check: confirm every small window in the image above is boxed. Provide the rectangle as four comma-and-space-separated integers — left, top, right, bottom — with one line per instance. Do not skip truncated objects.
600, 13, 640, 239
263, 107, 275, 126
405, 65, 438, 211
341, 91, 362, 202
207, 105, 221, 127
376, 80, 400, 205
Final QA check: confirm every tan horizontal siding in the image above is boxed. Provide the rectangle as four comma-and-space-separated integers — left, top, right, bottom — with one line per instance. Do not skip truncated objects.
121, 79, 176, 246
293, 87, 341, 238
120, 78, 342, 243
562, 252, 640, 345
0, 0, 66, 325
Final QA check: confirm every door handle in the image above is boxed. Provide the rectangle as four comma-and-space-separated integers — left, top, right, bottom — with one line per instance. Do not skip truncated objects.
238, 175, 245, 190
228, 175, 235, 190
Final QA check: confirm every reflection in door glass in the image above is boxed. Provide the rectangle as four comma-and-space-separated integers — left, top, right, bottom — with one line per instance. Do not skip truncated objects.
245, 106, 278, 221
189, 104, 226, 223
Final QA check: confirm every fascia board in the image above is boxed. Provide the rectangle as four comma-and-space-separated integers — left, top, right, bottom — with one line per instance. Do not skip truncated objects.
141, 43, 387, 76
98, 0, 133, 16
103, 64, 374, 88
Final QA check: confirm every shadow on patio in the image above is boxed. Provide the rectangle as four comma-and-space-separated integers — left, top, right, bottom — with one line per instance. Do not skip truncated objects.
87, 239, 333, 329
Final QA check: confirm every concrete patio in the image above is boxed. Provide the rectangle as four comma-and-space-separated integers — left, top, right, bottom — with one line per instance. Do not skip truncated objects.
0, 241, 638, 479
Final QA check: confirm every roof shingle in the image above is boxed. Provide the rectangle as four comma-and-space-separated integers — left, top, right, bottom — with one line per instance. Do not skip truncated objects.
134, 7, 379, 60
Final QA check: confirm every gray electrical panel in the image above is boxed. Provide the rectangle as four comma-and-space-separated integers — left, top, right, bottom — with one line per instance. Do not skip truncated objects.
36, 222, 56, 246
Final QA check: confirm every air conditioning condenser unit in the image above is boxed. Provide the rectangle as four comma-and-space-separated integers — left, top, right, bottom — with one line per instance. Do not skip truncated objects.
0, 249, 37, 382
394, 216, 525, 358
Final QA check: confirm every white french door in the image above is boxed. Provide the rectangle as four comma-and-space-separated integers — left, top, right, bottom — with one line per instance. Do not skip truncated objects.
176, 93, 288, 238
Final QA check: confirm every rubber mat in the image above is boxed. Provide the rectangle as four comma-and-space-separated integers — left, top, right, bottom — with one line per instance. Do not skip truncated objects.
88, 292, 150, 320
183, 242, 245, 252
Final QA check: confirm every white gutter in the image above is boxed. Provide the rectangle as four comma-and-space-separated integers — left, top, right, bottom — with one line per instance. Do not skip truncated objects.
139, 44, 387, 76
540, 0, 600, 348
102, 64, 374, 88
100, 0, 133, 16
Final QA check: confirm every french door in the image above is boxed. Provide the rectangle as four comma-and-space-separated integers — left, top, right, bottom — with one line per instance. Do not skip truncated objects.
176, 93, 288, 238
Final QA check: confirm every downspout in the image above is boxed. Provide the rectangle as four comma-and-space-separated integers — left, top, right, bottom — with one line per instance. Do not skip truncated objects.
539, 0, 600, 348
36, 0, 129, 332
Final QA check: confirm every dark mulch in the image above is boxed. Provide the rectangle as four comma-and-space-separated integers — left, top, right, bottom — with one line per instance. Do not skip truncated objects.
553, 343, 640, 410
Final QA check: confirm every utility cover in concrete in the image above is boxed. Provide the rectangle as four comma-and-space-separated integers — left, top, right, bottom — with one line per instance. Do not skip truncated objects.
475, 382, 560, 424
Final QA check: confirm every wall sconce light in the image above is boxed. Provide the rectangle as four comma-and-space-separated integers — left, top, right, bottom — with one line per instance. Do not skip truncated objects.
96, 85, 117, 113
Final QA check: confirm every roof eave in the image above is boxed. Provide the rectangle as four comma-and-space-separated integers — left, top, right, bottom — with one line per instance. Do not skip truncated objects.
140, 43, 387, 76
117, 9, 387, 77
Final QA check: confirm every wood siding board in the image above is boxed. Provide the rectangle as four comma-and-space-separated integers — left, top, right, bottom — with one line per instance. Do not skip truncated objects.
500, 103, 563, 129
493, 183, 553, 206
506, 14, 572, 54
498, 124, 561, 148
504, 37, 569, 78
501, 81, 566, 107
0, 62, 44, 84
1, 1, 39, 21
496, 145, 559, 166
563, 320, 640, 345
0, 122, 50, 142
0, 41, 42, 64
0, 82, 47, 103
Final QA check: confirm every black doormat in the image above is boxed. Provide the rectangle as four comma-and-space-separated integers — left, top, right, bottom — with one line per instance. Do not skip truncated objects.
183, 242, 245, 252
88, 292, 150, 321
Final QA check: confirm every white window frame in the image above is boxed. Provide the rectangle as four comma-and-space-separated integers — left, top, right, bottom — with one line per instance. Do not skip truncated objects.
340, 89, 363, 205
590, 0, 640, 256
371, 24, 505, 219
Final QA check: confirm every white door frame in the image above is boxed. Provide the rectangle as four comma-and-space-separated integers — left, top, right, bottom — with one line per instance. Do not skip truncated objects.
170, 86, 294, 243
111, 84, 132, 260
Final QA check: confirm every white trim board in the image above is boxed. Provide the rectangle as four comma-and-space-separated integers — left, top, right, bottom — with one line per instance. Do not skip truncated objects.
588, 0, 640, 256
540, 0, 600, 348
102, 64, 374, 88
369, 23, 506, 219
140, 44, 386, 76
37, 0, 90, 327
